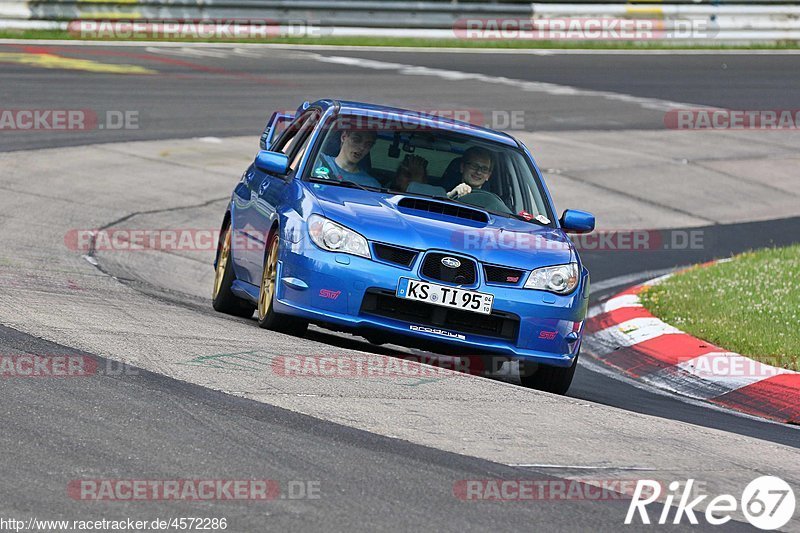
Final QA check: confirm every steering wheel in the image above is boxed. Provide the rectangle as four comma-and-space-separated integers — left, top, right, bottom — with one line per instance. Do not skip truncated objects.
459, 188, 513, 214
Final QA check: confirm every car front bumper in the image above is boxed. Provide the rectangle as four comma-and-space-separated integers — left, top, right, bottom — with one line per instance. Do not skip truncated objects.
274, 238, 588, 368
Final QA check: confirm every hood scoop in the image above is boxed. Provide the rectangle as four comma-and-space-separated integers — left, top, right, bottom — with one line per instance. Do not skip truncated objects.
397, 197, 489, 224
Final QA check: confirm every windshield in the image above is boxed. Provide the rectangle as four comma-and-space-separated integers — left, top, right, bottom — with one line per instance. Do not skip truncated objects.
304, 115, 554, 225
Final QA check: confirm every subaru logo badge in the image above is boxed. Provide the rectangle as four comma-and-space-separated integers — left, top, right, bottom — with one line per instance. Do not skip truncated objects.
441, 257, 461, 269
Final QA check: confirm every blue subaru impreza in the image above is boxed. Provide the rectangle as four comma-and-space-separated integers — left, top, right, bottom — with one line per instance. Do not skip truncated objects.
213, 100, 594, 393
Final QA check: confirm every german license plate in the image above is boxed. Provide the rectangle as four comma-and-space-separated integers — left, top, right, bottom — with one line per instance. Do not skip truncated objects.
396, 278, 494, 315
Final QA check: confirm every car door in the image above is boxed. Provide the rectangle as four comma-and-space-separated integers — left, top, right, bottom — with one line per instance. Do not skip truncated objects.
230, 163, 260, 284
239, 111, 320, 283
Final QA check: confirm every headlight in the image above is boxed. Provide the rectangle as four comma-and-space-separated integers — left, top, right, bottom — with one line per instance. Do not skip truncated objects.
524, 263, 579, 294
308, 214, 371, 259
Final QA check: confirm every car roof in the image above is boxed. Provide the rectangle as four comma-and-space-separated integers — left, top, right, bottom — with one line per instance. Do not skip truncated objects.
306, 99, 520, 148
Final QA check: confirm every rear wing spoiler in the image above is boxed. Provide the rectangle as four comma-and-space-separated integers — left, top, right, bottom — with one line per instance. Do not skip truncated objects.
260, 112, 295, 150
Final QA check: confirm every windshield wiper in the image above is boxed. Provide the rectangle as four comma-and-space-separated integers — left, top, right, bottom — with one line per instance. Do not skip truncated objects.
338, 180, 370, 191
307, 177, 386, 193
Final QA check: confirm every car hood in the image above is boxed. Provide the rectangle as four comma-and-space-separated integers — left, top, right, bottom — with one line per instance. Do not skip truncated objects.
308, 183, 575, 270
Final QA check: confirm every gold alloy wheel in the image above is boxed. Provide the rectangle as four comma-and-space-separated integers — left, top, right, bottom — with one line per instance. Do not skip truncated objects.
212, 227, 231, 299
258, 236, 279, 321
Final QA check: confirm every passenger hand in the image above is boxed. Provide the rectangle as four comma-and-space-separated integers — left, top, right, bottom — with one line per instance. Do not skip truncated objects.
405, 155, 428, 182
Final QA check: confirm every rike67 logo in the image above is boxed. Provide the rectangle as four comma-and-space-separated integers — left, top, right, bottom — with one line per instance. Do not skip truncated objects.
626, 476, 796, 530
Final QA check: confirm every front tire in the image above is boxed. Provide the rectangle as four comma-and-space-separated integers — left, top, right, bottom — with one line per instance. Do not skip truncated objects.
519, 352, 579, 395
257, 232, 308, 336
212, 225, 256, 318
363, 332, 389, 346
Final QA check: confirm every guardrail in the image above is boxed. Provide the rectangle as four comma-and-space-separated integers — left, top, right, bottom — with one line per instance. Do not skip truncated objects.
1, 0, 798, 42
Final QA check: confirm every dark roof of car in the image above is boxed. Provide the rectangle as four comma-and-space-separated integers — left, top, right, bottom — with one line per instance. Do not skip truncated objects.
305, 99, 520, 148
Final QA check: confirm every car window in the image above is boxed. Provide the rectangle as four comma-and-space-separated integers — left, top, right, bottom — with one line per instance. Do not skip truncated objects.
305, 115, 555, 225
369, 136, 454, 179
274, 111, 319, 157
268, 116, 291, 148
290, 131, 314, 170
272, 124, 297, 155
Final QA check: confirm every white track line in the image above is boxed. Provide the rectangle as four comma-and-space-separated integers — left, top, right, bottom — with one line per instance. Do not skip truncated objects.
589, 267, 679, 295
507, 463, 655, 470
3, 38, 800, 54
306, 52, 721, 113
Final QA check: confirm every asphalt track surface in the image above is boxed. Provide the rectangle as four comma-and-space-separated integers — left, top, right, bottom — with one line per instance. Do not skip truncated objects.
1, 44, 799, 151
1, 43, 799, 531
3, 325, 681, 532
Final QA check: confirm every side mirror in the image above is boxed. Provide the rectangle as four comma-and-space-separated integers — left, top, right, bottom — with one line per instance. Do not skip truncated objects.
560, 209, 595, 234
254, 150, 290, 175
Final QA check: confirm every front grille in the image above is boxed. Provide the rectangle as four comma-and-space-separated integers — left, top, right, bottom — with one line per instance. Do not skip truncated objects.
373, 243, 417, 267
398, 197, 489, 223
484, 265, 525, 284
421, 253, 477, 285
360, 289, 519, 342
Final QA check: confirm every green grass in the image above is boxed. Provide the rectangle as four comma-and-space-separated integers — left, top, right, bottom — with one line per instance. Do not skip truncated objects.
640, 245, 800, 368
1, 28, 799, 49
